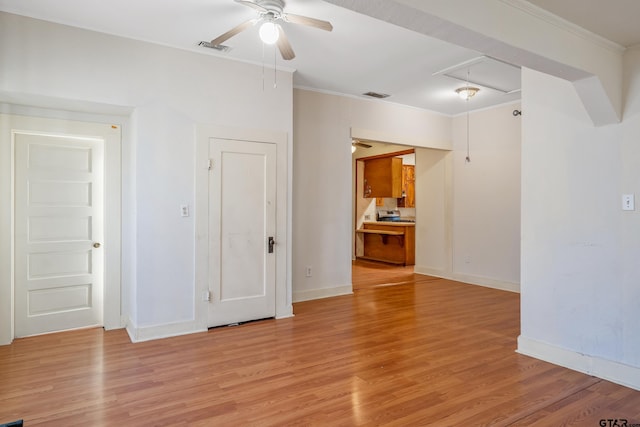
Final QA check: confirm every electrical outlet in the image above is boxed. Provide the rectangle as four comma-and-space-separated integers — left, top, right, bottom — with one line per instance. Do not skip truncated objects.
464, 255, 472, 264
305, 266, 312, 277
181, 204, 189, 217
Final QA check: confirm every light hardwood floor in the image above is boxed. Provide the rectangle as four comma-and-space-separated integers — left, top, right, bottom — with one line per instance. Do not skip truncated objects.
1, 261, 639, 426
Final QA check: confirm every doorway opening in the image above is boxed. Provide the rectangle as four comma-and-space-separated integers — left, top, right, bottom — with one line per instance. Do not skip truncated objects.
206, 137, 277, 328
352, 140, 417, 286
193, 124, 292, 334
1, 114, 122, 345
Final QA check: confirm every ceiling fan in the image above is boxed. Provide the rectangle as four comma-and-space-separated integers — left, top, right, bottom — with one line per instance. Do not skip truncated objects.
352, 139, 372, 149
352, 139, 372, 153
210, 0, 333, 60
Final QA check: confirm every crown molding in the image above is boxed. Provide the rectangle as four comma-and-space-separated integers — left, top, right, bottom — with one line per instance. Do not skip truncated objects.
499, 0, 625, 53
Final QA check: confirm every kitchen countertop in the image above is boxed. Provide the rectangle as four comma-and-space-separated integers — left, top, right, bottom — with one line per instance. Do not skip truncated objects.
363, 221, 415, 226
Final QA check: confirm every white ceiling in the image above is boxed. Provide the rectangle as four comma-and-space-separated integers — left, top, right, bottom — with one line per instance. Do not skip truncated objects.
1, 0, 638, 116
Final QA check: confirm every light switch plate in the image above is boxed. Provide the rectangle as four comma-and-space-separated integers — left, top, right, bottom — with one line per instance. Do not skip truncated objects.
622, 194, 635, 211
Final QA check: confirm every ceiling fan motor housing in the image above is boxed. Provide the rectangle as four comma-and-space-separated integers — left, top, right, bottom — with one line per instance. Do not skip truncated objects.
258, 0, 285, 17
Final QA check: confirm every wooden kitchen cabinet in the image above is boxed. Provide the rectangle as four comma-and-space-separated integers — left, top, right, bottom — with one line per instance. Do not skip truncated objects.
356, 222, 415, 266
363, 157, 402, 198
397, 165, 415, 208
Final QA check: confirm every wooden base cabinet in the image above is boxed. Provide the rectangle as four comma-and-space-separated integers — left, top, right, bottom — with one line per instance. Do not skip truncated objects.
356, 222, 415, 266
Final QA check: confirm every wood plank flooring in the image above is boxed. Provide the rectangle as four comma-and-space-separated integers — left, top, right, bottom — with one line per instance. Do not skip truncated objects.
1, 261, 639, 426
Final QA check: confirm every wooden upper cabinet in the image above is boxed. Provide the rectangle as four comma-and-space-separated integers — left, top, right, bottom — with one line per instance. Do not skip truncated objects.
397, 165, 415, 208
363, 157, 402, 198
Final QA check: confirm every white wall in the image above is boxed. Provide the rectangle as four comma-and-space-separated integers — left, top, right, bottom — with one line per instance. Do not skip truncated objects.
293, 88, 521, 301
518, 64, 640, 390
619, 47, 640, 376
292, 89, 451, 302
451, 103, 521, 288
414, 147, 451, 274
0, 12, 293, 340
414, 102, 521, 292
292, 90, 357, 302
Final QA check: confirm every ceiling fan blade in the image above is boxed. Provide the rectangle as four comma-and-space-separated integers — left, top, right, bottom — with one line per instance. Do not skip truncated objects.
284, 13, 333, 31
234, 0, 268, 13
354, 142, 372, 149
210, 19, 257, 46
276, 25, 295, 60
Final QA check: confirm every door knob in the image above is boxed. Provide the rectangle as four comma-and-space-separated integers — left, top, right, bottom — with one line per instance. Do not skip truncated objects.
93, 242, 101, 248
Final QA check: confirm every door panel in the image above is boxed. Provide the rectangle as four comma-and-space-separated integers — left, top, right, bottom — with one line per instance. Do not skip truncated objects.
28, 284, 92, 316
208, 138, 276, 327
28, 249, 92, 278
14, 133, 104, 337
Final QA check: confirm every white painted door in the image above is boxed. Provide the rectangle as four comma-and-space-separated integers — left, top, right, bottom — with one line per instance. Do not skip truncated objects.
14, 132, 104, 337
208, 138, 276, 327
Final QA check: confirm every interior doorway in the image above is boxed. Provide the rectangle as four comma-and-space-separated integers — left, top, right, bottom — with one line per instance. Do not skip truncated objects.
14, 130, 105, 337
194, 124, 292, 331
0, 114, 122, 344
206, 137, 277, 327
351, 140, 417, 279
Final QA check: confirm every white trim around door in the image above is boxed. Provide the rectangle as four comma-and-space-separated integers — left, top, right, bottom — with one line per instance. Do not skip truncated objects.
0, 114, 122, 345
194, 125, 293, 332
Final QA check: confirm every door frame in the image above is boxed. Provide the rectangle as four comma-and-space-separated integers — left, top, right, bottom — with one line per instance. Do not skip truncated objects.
194, 125, 292, 330
0, 114, 122, 344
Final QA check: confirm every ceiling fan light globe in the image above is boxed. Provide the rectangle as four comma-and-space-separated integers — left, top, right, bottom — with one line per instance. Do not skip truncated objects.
259, 21, 279, 44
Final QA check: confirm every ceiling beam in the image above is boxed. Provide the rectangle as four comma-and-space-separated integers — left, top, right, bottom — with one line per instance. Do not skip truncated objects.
324, 0, 622, 126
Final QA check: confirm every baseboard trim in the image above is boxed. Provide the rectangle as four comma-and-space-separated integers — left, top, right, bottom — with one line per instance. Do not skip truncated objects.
517, 335, 640, 391
293, 285, 353, 303
413, 265, 520, 293
126, 318, 206, 343
276, 305, 294, 319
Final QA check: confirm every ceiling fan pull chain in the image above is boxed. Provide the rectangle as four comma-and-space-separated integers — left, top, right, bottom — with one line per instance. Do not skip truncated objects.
465, 69, 471, 163
262, 42, 266, 92
466, 109, 471, 163
274, 42, 278, 88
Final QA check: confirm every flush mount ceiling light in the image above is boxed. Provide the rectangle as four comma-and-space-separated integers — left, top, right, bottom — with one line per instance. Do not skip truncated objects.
456, 79, 479, 164
455, 86, 480, 101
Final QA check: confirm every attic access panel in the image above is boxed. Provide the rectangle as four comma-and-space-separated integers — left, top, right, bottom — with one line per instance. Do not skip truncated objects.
434, 55, 521, 94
